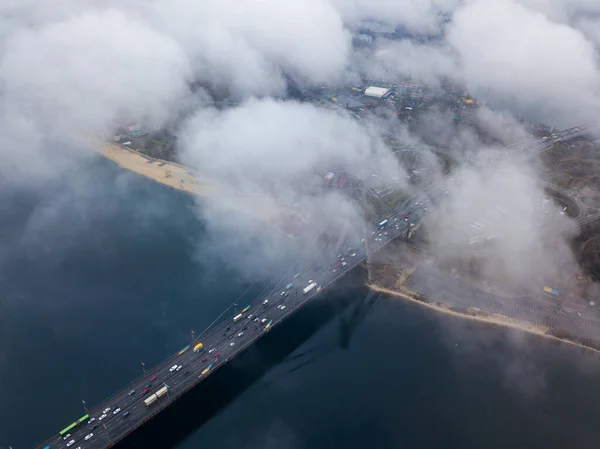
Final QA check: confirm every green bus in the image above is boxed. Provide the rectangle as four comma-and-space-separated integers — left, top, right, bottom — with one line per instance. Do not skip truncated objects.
77, 414, 89, 424
59, 414, 89, 436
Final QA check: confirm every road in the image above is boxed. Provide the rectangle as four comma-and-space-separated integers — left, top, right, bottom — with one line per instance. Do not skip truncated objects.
33, 124, 595, 449
35, 198, 429, 449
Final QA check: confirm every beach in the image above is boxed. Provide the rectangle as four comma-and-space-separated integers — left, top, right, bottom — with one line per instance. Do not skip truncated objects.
100, 143, 221, 198
369, 283, 600, 355
96, 143, 291, 231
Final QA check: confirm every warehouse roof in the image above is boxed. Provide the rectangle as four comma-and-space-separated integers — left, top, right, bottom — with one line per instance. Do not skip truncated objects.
364, 86, 390, 98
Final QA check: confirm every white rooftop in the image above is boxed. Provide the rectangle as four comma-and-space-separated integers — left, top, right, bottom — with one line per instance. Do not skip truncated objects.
364, 86, 390, 98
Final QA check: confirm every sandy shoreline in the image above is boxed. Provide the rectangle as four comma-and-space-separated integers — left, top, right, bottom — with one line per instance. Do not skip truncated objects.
99, 143, 223, 198
95, 142, 292, 233
368, 283, 600, 355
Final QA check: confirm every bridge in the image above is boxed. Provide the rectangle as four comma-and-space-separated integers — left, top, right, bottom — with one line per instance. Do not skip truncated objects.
32, 124, 593, 449
34, 186, 437, 449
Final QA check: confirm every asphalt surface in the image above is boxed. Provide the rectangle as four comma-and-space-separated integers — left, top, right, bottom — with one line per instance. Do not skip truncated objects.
34, 124, 593, 449
34, 203, 425, 449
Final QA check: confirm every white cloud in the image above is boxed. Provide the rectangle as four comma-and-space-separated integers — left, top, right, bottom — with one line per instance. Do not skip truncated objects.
446, 0, 600, 125
1, 9, 192, 134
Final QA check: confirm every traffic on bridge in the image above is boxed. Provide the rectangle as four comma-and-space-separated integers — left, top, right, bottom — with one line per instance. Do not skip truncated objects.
34, 187, 444, 449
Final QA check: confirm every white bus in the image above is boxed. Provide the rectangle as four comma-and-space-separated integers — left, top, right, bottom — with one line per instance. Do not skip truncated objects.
233, 313, 243, 322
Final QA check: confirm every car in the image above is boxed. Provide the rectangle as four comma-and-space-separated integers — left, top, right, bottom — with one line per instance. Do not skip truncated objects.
128, 390, 135, 396
261, 318, 267, 323
238, 332, 244, 337
150, 376, 157, 382
142, 388, 150, 396
294, 273, 300, 278
254, 317, 260, 322
341, 261, 347, 267
85, 433, 94, 441
123, 411, 131, 418
350, 252, 356, 257
215, 352, 221, 357
263, 299, 269, 305
247, 314, 253, 320
88, 417, 96, 424
176, 365, 182, 371
99, 414, 106, 421
385, 231, 390, 236
113, 408, 121, 415
63, 434, 71, 440
91, 424, 99, 431
285, 283, 293, 289
280, 291, 289, 297
230, 342, 235, 346
242, 324, 248, 330
280, 305, 286, 310
169, 364, 178, 372
103, 407, 111, 414
225, 326, 231, 331
146, 384, 152, 388
67, 440, 75, 447
209, 348, 215, 353
201, 358, 207, 362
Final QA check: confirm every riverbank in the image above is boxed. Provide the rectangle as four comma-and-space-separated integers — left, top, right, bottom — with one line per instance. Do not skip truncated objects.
100, 143, 221, 197
97, 143, 291, 233
368, 283, 600, 355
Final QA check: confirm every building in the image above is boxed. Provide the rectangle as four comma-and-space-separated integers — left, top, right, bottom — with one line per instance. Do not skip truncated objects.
364, 86, 391, 99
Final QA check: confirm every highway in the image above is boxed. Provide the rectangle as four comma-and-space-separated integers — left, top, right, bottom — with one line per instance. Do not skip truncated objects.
34, 198, 429, 449
33, 124, 593, 449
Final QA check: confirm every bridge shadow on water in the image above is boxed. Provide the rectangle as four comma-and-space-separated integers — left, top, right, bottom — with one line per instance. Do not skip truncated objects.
116, 268, 375, 449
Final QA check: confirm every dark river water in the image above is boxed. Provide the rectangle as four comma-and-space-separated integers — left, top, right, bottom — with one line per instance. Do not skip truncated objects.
2, 157, 600, 449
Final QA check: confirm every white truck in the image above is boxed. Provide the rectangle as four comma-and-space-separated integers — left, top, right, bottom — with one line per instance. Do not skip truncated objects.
303, 282, 317, 295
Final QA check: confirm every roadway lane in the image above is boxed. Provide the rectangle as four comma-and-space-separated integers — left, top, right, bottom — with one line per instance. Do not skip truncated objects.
35, 123, 590, 449
37, 209, 415, 449
38, 159, 459, 449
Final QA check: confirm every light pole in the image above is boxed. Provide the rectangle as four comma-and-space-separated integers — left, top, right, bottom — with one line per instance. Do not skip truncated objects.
82, 399, 89, 415
103, 424, 111, 443
141, 361, 146, 375
191, 329, 196, 344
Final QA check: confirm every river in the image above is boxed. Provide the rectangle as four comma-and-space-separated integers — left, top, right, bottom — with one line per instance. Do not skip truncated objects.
2, 156, 600, 449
